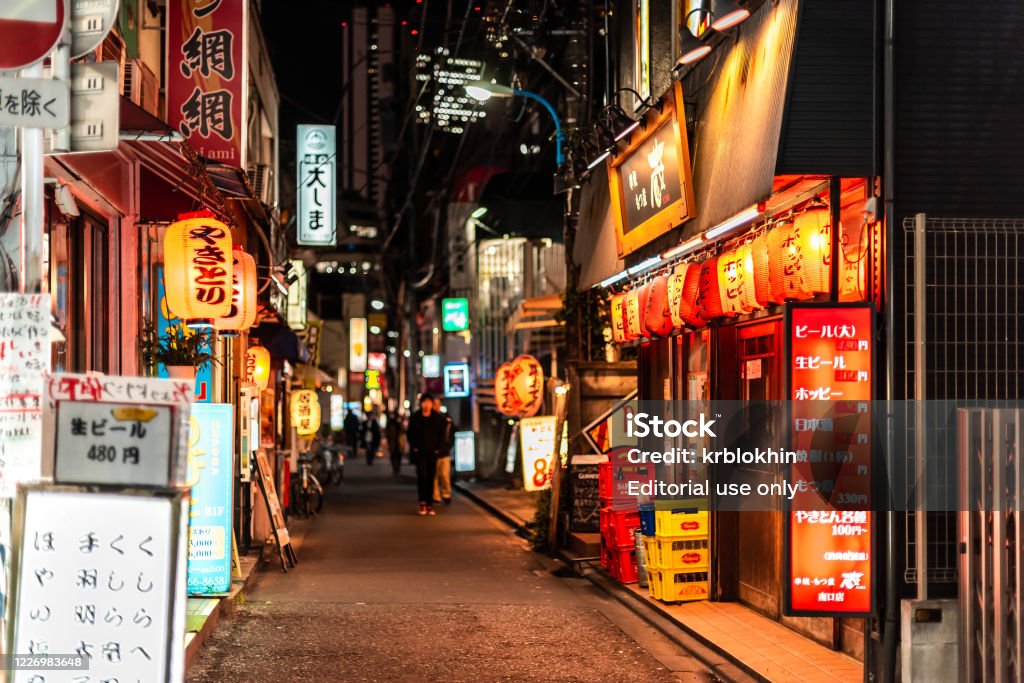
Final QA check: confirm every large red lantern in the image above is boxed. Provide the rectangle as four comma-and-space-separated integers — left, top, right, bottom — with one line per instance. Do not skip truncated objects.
164, 214, 234, 327
674, 262, 705, 328
698, 257, 725, 319
609, 293, 627, 343
624, 288, 642, 340
215, 247, 258, 335
736, 242, 762, 311
795, 204, 831, 295
643, 274, 675, 337
767, 219, 810, 303
716, 249, 748, 316
494, 355, 544, 418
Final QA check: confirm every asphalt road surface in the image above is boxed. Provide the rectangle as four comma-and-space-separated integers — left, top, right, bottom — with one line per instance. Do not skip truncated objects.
187, 457, 744, 683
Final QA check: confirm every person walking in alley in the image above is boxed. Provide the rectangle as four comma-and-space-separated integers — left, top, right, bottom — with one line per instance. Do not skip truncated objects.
343, 409, 360, 458
407, 393, 447, 516
362, 413, 382, 465
386, 410, 404, 475
433, 398, 455, 505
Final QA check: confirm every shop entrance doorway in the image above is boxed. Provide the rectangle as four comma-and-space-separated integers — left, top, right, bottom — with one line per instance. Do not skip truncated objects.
734, 321, 782, 618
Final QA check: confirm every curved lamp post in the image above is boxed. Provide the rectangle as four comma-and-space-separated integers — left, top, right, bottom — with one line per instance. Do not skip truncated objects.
465, 81, 565, 166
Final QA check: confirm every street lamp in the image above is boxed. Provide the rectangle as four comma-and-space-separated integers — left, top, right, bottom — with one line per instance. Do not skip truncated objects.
465, 81, 565, 165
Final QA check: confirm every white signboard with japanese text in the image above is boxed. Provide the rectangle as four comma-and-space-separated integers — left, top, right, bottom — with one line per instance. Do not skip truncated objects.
520, 416, 557, 492
43, 374, 194, 487
8, 487, 187, 683
296, 124, 336, 246
0, 77, 69, 129
54, 403, 174, 487
0, 293, 51, 499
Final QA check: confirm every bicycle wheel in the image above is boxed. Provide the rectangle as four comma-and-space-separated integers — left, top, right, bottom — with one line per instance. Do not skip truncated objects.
309, 475, 325, 513
289, 479, 304, 517
330, 466, 343, 486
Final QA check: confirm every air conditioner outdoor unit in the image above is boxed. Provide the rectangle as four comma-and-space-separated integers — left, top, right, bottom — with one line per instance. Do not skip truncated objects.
123, 60, 160, 117
247, 164, 275, 206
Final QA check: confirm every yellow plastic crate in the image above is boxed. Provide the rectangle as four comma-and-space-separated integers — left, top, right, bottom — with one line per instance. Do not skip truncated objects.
647, 568, 711, 603
644, 536, 710, 570
654, 508, 709, 538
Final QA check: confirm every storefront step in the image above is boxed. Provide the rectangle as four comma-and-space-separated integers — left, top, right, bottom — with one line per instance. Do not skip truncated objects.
183, 553, 262, 674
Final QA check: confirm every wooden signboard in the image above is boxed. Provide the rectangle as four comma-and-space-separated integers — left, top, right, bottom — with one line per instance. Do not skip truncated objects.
253, 450, 296, 571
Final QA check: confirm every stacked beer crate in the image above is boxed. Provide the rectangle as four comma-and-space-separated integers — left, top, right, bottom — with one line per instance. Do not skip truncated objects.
643, 501, 711, 602
597, 460, 654, 584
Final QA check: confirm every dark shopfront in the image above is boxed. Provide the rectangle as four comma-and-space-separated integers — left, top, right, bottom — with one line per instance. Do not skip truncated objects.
573, 0, 880, 660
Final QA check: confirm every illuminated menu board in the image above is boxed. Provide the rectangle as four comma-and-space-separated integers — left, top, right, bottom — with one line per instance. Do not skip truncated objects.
785, 304, 874, 617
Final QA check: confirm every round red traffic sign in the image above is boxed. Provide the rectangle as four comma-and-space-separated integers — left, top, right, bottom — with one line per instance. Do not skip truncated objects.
0, 0, 67, 71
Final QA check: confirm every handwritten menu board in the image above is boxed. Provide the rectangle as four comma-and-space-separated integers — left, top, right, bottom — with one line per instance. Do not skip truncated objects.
0, 293, 50, 498
786, 304, 874, 616
9, 487, 187, 683
44, 374, 194, 487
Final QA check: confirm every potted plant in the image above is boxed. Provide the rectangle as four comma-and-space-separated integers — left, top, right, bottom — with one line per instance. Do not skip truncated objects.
139, 321, 217, 380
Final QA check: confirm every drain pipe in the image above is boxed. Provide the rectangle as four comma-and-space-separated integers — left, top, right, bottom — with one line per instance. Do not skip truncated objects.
881, 0, 899, 679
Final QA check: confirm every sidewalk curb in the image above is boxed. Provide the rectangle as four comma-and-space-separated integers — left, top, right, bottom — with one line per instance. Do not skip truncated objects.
183, 554, 264, 673
454, 481, 530, 531
567, 557, 767, 683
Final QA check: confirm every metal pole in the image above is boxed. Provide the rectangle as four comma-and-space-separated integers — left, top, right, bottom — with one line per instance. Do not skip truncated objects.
913, 212, 928, 601
829, 177, 841, 302
51, 23, 72, 153
19, 63, 45, 294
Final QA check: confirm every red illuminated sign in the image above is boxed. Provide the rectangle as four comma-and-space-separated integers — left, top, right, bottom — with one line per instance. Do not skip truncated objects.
785, 303, 874, 617
166, 0, 247, 168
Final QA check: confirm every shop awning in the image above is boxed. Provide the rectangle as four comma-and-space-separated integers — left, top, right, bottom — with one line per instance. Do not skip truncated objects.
505, 294, 564, 335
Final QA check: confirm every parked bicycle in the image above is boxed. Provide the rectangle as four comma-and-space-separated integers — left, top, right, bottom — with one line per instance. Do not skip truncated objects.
314, 442, 345, 487
290, 451, 324, 517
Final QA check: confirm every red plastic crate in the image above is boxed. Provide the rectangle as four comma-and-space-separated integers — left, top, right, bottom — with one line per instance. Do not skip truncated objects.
606, 546, 638, 584
598, 460, 657, 502
605, 507, 641, 548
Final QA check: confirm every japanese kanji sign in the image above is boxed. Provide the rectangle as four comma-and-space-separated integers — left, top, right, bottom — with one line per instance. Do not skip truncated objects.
166, 0, 246, 167
44, 373, 195, 488
785, 303, 874, 616
520, 416, 557, 492
607, 81, 695, 257
0, 294, 51, 499
54, 403, 174, 488
186, 403, 234, 595
9, 487, 187, 683
296, 124, 337, 246
0, 77, 69, 129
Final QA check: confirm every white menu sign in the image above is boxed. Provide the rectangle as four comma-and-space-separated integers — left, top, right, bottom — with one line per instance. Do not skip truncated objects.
296, 124, 337, 246
0, 293, 51, 498
43, 374, 194, 487
10, 488, 187, 683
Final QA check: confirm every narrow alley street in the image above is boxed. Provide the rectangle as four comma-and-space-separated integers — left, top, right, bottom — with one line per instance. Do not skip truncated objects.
186, 460, 741, 683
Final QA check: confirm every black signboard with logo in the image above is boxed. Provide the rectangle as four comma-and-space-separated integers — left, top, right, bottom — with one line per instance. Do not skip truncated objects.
608, 81, 696, 257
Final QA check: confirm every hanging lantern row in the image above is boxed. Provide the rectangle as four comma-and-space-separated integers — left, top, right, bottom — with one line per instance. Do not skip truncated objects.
163, 213, 260, 335
609, 209, 867, 343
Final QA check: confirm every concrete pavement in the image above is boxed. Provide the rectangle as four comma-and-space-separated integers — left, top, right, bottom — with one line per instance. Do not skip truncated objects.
187, 459, 740, 682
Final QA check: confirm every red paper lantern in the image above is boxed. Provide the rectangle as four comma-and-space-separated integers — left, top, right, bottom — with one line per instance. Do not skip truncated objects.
839, 239, 869, 302
767, 219, 811, 303
795, 204, 831, 295
698, 257, 725, 319
676, 262, 705, 327
644, 274, 675, 337
609, 293, 627, 343
716, 249, 748, 316
494, 355, 544, 418
751, 231, 773, 306
215, 247, 258, 335
624, 288, 642, 340
636, 282, 653, 338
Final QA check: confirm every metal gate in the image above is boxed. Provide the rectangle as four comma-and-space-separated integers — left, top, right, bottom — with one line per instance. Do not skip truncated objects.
958, 408, 1023, 682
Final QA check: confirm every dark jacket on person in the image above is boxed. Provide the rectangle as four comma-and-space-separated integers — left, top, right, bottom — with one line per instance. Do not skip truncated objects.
440, 414, 455, 456
406, 410, 447, 460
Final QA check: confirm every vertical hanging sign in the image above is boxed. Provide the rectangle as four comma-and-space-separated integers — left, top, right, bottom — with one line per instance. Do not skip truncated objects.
186, 403, 234, 595
0, 294, 50, 498
296, 124, 337, 246
166, 0, 247, 168
349, 317, 367, 373
785, 303, 874, 617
